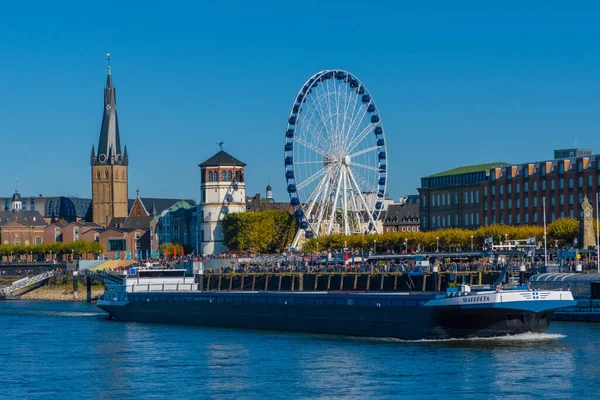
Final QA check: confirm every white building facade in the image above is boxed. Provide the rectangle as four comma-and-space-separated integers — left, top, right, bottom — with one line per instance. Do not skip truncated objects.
198, 150, 246, 255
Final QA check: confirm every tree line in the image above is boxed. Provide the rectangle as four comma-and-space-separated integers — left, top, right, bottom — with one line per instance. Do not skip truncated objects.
302, 218, 582, 253
0, 241, 104, 260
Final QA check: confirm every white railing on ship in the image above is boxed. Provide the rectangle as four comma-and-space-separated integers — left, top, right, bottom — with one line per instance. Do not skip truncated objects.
129, 283, 198, 292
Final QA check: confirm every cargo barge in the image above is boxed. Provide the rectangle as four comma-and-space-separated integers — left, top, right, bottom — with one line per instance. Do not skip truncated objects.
97, 268, 575, 340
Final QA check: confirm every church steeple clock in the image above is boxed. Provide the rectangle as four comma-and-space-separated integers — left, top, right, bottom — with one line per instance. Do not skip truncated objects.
91, 54, 129, 226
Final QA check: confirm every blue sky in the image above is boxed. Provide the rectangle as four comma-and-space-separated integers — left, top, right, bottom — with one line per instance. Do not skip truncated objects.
1, 1, 599, 203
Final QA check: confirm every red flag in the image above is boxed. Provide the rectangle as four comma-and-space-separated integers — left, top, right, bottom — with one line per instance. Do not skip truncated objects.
180, 247, 184, 256
165, 248, 169, 257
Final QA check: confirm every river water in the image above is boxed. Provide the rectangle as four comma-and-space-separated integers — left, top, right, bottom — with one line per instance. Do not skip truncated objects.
0, 301, 599, 400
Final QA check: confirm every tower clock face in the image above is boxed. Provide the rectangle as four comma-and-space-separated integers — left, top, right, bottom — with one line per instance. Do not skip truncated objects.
585, 210, 591, 217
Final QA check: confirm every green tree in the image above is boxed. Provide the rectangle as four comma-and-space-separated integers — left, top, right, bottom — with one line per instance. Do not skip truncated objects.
547, 218, 579, 246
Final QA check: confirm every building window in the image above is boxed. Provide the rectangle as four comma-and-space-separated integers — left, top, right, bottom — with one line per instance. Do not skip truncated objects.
578, 177, 583, 187
551, 197, 555, 206
104, 170, 109, 179
500, 200, 504, 209
560, 194, 564, 205
541, 164, 546, 175
499, 185, 504, 195
464, 214, 468, 226
560, 211, 565, 218
516, 199, 520, 208
201, 189, 206, 203
507, 184, 512, 194
551, 180, 555, 190
533, 182, 537, 191
569, 194, 573, 205
525, 198, 529, 207
588, 176, 593, 187
516, 183, 520, 193
454, 215, 458, 226
475, 191, 479, 203
569, 178, 573, 188
94, 234, 99, 241
551, 212, 555, 221
484, 187, 488, 196
516, 214, 521, 224
227, 171, 233, 181
235, 171, 241, 181
442, 195, 446, 206
35, 237, 42, 245
569, 209, 574, 218
560, 179, 564, 189
484, 201, 488, 211
470, 191, 474, 203
508, 199, 512, 208
208, 171, 213, 182
508, 215, 512, 224
108, 239, 126, 251
500, 215, 504, 224
525, 214, 529, 223
484, 216, 488, 225
524, 182, 529, 192
524, 168, 529, 178
560, 163, 564, 173
578, 193, 583, 204
476, 213, 480, 225
222, 171, 227, 181
533, 212, 538, 223
578, 162, 583, 172
533, 197, 537, 207
464, 192, 468, 204
491, 186, 496, 195
541, 181, 546, 190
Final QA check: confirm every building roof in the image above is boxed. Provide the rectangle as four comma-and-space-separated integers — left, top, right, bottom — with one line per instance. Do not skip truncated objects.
92, 61, 126, 166
425, 162, 509, 178
0, 210, 46, 226
128, 198, 195, 216
199, 150, 246, 167
108, 216, 153, 230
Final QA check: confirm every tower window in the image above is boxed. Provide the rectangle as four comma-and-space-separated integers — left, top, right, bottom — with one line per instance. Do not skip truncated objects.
104, 170, 109, 179
235, 171, 241, 181
221, 171, 227, 181
209, 171, 213, 182
96, 171, 100, 180
227, 171, 232, 181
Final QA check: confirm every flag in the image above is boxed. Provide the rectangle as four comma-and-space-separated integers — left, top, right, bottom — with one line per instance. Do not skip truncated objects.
527, 249, 535, 257
484, 237, 493, 245
165, 248, 169, 258
526, 237, 536, 245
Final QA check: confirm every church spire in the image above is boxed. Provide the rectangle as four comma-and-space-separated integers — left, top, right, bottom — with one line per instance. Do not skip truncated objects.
94, 53, 125, 166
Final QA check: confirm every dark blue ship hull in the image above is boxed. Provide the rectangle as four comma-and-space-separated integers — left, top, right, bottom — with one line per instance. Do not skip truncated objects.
97, 291, 556, 340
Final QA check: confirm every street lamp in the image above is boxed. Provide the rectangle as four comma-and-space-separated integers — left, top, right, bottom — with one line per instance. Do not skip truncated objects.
505, 233, 508, 243
404, 240, 408, 253
471, 235, 474, 252
436, 236, 439, 253
374, 240, 377, 255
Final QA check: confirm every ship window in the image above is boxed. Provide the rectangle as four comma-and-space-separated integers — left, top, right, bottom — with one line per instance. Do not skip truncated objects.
267, 297, 276, 304
276, 297, 286, 304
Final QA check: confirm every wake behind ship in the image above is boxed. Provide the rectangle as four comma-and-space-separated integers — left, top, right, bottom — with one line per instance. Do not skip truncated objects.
96, 268, 575, 340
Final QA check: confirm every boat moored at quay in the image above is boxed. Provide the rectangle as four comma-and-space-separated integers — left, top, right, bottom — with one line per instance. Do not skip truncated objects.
97, 268, 576, 340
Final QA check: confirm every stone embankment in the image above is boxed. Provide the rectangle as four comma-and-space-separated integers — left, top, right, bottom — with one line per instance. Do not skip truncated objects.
19, 284, 104, 301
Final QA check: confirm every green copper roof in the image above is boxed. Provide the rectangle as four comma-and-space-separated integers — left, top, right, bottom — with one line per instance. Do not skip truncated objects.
425, 162, 509, 178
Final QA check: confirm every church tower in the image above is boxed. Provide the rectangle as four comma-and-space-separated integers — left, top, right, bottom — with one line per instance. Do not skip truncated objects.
91, 54, 129, 227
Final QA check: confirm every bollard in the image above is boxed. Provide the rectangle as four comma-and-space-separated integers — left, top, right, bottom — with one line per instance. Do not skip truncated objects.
86, 277, 92, 303
519, 265, 526, 285
432, 266, 439, 292
575, 264, 582, 273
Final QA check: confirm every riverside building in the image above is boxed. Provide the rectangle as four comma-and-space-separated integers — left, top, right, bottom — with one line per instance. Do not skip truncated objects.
419, 148, 600, 232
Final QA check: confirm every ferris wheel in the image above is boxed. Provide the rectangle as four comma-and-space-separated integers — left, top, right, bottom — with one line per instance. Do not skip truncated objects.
284, 70, 388, 244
